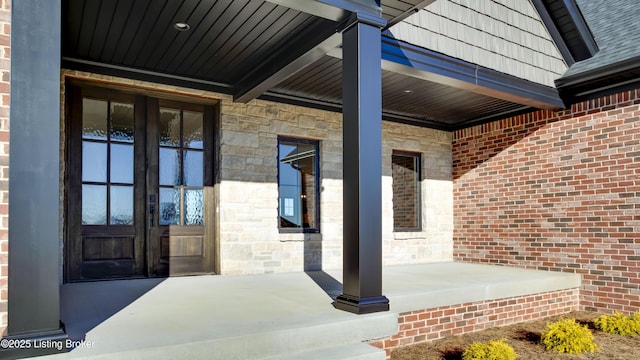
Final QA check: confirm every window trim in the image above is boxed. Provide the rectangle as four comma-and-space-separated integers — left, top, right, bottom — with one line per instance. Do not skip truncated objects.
391, 150, 422, 232
277, 136, 321, 233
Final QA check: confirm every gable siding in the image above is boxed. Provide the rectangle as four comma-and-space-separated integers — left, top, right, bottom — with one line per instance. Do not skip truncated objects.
389, 0, 567, 87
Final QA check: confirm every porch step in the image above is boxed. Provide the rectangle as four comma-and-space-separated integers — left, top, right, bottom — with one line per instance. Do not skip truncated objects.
39, 308, 398, 360
181, 312, 397, 360
264, 343, 386, 360
41, 341, 387, 360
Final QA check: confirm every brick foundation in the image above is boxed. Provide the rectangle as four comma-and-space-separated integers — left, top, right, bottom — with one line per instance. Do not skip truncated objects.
453, 89, 640, 314
369, 288, 580, 358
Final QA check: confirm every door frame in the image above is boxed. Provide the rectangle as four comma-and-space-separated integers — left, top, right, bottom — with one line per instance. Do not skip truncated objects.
63, 80, 221, 282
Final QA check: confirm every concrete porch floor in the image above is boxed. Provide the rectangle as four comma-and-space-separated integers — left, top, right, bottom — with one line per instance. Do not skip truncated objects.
33, 262, 580, 360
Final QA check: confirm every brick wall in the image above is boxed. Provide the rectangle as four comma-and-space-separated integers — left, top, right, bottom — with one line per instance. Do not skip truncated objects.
453, 89, 640, 313
369, 288, 579, 358
0, 0, 9, 335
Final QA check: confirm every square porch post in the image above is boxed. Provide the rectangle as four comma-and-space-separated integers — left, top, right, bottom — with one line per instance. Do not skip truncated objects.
335, 15, 389, 314
2, 0, 68, 357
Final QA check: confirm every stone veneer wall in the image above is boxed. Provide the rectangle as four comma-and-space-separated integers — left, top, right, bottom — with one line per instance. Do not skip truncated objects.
453, 89, 640, 314
382, 123, 453, 267
369, 288, 580, 359
0, 0, 9, 335
58, 70, 453, 278
213, 92, 453, 274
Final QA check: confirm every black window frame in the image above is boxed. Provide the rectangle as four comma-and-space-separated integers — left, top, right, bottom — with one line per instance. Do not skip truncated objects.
277, 136, 321, 233
391, 150, 422, 232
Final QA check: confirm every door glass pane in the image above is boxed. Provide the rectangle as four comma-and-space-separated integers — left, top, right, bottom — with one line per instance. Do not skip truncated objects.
82, 141, 107, 182
82, 184, 107, 224
82, 98, 108, 140
183, 111, 203, 149
160, 148, 181, 186
159, 108, 181, 147
110, 144, 134, 184
184, 189, 204, 225
184, 150, 203, 186
159, 188, 180, 225
110, 102, 134, 142
110, 185, 134, 225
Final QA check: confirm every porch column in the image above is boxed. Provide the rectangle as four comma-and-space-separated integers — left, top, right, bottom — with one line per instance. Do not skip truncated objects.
3, 0, 67, 356
335, 14, 389, 314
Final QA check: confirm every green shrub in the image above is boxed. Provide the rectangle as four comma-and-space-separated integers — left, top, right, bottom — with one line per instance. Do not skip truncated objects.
541, 318, 598, 354
594, 311, 640, 335
462, 338, 517, 360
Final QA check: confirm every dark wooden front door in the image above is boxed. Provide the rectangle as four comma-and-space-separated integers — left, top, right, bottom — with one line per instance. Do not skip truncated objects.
66, 85, 216, 281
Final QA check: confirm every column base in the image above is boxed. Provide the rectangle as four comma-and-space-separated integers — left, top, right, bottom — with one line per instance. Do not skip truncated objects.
335, 294, 389, 314
0, 326, 68, 359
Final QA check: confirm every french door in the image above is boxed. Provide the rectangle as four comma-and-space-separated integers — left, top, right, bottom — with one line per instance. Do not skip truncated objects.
66, 85, 216, 281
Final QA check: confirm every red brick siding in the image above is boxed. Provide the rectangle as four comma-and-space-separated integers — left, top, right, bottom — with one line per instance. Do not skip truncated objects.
369, 288, 579, 359
0, 0, 9, 334
452, 89, 640, 314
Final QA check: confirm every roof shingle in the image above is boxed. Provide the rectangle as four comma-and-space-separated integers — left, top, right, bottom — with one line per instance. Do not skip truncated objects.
561, 0, 640, 78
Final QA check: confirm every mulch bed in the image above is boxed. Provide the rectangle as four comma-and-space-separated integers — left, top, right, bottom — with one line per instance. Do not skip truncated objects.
391, 311, 640, 360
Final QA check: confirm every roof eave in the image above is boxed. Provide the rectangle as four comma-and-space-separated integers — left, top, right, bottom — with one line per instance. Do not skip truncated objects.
556, 55, 640, 102
531, 0, 599, 67
380, 35, 565, 110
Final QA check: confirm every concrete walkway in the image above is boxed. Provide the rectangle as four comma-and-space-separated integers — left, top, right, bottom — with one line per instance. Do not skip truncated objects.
33, 262, 580, 360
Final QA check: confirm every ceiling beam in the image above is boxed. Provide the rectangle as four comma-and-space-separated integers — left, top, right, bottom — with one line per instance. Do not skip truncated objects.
236, 0, 387, 103
234, 32, 343, 103
265, 0, 382, 22
234, 23, 342, 103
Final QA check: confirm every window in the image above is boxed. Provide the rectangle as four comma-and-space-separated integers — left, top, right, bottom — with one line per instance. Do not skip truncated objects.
392, 151, 421, 231
278, 137, 320, 232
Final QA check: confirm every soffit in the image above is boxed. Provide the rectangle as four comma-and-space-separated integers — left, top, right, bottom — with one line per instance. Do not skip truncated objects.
62, 0, 543, 131
63, 0, 336, 86
269, 56, 528, 130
